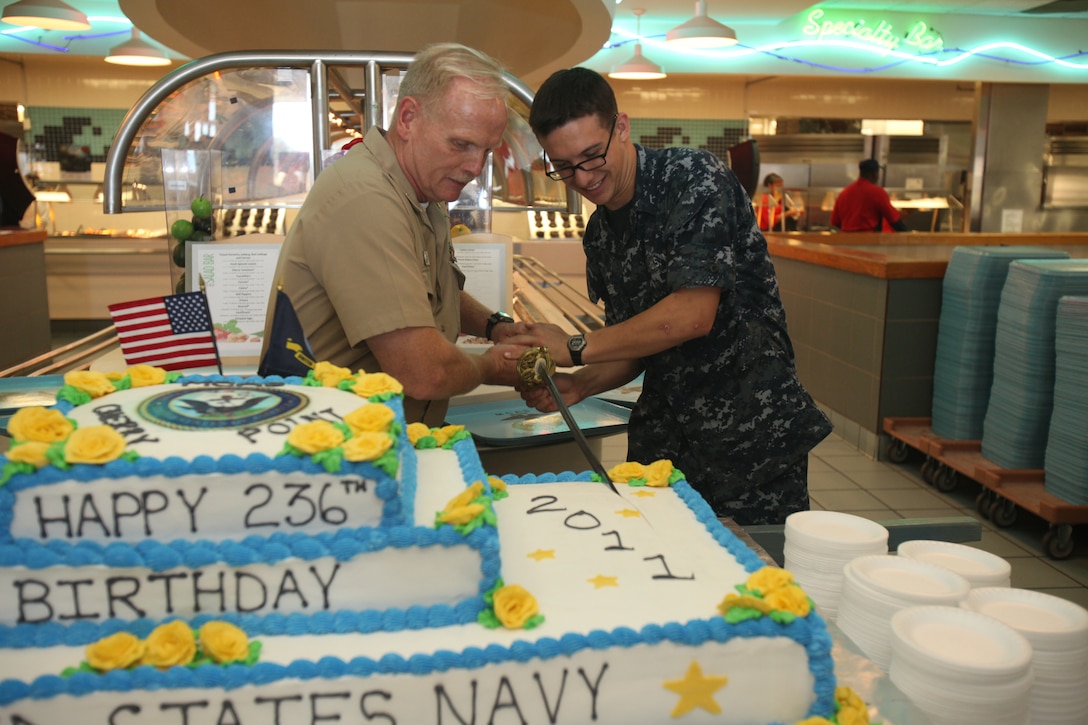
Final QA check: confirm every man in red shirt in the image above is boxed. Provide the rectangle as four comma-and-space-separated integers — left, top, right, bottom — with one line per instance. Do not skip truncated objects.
830, 158, 908, 232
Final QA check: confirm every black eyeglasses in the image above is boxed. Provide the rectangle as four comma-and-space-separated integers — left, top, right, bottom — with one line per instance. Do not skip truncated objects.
544, 114, 618, 181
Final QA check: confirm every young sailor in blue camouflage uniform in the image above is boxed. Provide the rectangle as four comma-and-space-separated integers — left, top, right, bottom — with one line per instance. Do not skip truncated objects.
512, 68, 832, 526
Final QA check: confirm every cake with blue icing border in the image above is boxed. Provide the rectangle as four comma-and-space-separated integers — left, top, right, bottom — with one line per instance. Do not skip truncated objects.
0, 366, 850, 725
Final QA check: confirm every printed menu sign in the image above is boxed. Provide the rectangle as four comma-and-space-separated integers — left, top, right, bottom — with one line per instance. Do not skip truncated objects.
452, 233, 513, 315
186, 243, 281, 361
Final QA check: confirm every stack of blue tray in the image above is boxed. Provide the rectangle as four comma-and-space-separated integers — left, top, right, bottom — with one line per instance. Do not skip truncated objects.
982, 259, 1088, 470
931, 246, 1069, 440
1045, 296, 1088, 504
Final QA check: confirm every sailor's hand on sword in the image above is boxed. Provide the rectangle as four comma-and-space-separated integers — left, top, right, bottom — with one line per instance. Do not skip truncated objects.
519, 368, 581, 412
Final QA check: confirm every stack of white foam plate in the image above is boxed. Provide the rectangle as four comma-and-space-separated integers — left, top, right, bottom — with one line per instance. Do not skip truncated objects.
836, 554, 971, 670
897, 540, 1012, 588
782, 511, 889, 621
963, 587, 1088, 724
889, 605, 1034, 725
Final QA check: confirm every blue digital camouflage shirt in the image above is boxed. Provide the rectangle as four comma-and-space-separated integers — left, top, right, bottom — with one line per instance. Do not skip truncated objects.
583, 144, 832, 525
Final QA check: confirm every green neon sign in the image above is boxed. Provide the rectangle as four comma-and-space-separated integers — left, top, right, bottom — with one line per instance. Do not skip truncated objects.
802, 8, 944, 53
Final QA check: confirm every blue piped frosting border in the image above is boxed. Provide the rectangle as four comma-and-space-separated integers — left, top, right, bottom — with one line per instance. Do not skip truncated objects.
0, 523, 500, 648
0, 453, 405, 544
0, 614, 835, 714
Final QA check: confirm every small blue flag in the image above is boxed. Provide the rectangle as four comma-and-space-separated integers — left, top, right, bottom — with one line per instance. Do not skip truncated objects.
257, 289, 316, 378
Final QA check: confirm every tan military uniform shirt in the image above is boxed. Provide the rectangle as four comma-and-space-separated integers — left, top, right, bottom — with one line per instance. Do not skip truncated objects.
268, 127, 465, 425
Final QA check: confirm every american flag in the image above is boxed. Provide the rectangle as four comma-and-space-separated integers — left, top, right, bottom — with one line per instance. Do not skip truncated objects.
108, 292, 220, 371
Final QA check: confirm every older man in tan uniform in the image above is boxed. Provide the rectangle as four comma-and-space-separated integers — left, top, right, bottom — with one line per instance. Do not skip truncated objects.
266, 43, 526, 424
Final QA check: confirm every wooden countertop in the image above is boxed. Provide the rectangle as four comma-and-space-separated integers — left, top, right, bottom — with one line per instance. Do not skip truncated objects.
766, 232, 1088, 279
0, 228, 47, 250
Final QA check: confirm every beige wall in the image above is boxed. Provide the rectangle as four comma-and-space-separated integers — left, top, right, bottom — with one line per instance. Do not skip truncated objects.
0, 55, 166, 109
4, 56, 1085, 124
608, 74, 1088, 123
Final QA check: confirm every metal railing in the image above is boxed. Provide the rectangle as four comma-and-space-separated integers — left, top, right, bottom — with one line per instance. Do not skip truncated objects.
0, 325, 118, 378
102, 50, 540, 215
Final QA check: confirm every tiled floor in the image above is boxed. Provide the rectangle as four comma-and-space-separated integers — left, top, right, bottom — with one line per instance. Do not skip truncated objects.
600, 431, 1088, 610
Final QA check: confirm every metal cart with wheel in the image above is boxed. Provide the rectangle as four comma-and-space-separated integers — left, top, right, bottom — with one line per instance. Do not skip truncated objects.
883, 416, 1088, 560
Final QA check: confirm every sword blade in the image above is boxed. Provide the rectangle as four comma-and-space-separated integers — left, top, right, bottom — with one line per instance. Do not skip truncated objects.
534, 357, 622, 495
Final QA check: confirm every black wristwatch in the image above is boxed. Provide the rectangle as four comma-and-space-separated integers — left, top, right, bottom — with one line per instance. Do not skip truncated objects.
567, 334, 587, 365
485, 311, 515, 341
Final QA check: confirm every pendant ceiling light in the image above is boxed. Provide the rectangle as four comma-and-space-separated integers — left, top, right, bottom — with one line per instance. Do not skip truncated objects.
609, 8, 666, 80
666, 0, 738, 49
1, 0, 90, 31
105, 28, 171, 67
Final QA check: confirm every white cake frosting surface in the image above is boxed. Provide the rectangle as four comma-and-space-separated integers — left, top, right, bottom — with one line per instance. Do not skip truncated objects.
0, 371, 838, 724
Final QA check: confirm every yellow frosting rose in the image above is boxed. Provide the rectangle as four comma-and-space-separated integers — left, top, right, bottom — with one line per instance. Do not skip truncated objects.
763, 584, 812, 617
198, 621, 250, 664
837, 702, 869, 725
492, 584, 540, 629
64, 426, 127, 465
141, 621, 197, 668
835, 687, 869, 725
351, 372, 403, 398
85, 631, 146, 672
444, 481, 485, 512
796, 719, 835, 725
746, 567, 795, 596
5, 441, 52, 468
287, 420, 345, 454
64, 370, 116, 398
718, 592, 772, 616
406, 422, 432, 446
343, 404, 395, 435
431, 424, 464, 447
643, 459, 675, 487
437, 503, 486, 526
607, 461, 646, 483
312, 361, 353, 387
6, 407, 73, 443
105, 371, 125, 382
125, 364, 168, 388
488, 476, 507, 494
342, 432, 394, 462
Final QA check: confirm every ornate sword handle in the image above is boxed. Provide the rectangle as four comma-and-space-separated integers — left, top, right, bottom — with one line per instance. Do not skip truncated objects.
517, 346, 556, 387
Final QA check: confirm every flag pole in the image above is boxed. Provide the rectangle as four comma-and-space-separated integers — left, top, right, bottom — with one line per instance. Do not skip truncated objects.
198, 275, 224, 375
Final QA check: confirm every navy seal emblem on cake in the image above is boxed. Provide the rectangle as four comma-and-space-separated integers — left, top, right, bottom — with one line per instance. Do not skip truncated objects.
137, 386, 309, 430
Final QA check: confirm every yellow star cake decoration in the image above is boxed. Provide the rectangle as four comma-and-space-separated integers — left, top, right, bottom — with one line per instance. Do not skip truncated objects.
663, 660, 729, 717
615, 508, 642, 518
631, 489, 657, 498
527, 549, 556, 562
587, 574, 619, 589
